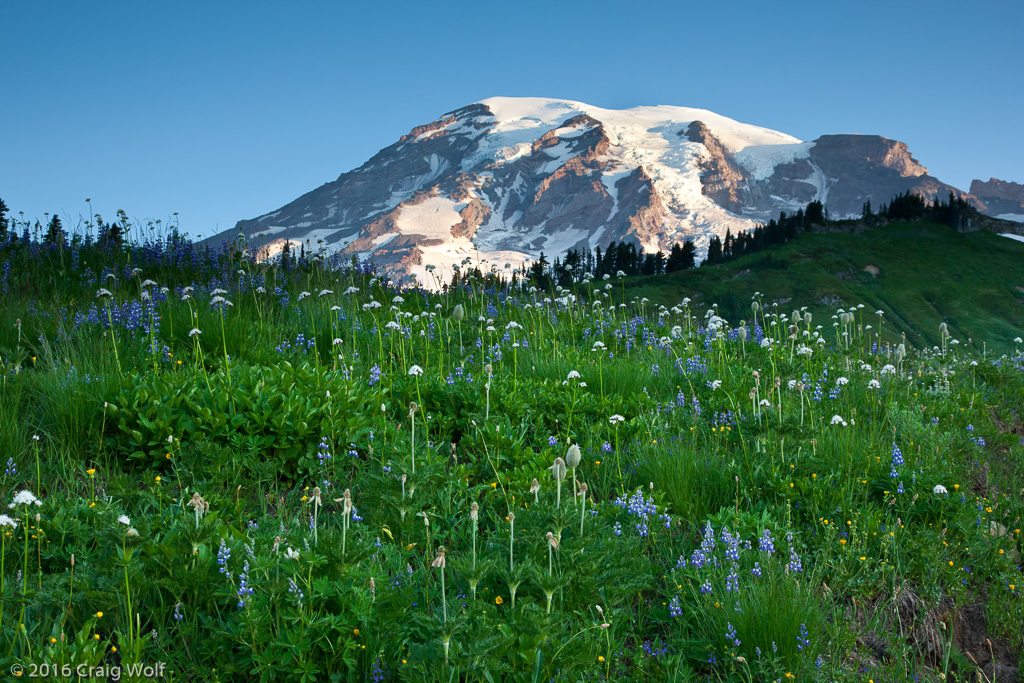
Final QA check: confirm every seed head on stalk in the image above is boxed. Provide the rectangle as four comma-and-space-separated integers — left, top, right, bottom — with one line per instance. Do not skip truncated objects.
565, 444, 581, 504
550, 457, 567, 509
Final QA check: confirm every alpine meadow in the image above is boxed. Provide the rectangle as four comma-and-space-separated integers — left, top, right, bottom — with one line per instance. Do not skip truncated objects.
0, 199, 1022, 682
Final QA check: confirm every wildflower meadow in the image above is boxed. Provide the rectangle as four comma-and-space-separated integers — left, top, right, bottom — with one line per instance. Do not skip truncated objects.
0, 213, 1022, 682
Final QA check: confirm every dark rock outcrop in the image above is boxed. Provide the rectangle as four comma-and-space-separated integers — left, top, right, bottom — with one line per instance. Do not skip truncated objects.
970, 178, 1024, 216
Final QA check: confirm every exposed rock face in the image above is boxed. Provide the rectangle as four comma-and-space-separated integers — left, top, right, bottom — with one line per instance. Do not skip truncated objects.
688, 127, 965, 219
203, 97, 1006, 286
970, 178, 1024, 218
683, 121, 748, 207
786, 134, 963, 218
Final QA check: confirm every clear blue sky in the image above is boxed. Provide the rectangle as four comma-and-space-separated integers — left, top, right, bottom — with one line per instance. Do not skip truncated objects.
2, 0, 1021, 239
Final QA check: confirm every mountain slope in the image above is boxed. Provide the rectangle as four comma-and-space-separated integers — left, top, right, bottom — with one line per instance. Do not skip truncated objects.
626, 220, 1024, 353
206, 97, 978, 286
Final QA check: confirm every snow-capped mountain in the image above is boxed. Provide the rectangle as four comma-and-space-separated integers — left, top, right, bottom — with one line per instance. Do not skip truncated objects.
207, 97, 972, 285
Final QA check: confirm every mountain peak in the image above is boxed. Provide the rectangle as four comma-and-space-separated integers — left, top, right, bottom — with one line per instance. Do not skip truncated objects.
205, 97, 980, 286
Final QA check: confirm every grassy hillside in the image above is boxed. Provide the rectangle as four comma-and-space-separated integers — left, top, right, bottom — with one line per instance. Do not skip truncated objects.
1, 218, 1023, 681
627, 221, 1024, 353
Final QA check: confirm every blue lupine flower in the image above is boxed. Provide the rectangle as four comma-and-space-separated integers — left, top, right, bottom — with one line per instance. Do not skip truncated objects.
217, 539, 231, 574
758, 529, 775, 555
787, 533, 803, 573
797, 623, 811, 651
237, 561, 254, 608
288, 577, 304, 606
317, 438, 332, 463
725, 564, 739, 592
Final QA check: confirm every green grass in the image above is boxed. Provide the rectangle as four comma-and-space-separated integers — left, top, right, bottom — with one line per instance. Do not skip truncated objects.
1, 220, 1023, 681
627, 221, 1024, 353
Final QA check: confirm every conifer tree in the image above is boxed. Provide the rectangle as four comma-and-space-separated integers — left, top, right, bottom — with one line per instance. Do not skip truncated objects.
0, 198, 9, 241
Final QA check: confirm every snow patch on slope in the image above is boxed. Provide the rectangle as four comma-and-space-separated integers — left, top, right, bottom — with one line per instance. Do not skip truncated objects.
396, 196, 466, 239
471, 97, 808, 245
407, 239, 530, 287
734, 142, 813, 181
478, 97, 801, 154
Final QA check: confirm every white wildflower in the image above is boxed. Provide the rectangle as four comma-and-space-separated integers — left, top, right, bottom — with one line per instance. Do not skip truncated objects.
9, 490, 41, 508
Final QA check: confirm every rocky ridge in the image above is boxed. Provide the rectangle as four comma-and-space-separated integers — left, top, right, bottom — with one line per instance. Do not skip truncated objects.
202, 97, 1018, 286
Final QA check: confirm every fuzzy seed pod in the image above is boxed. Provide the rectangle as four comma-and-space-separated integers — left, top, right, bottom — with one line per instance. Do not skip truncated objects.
551, 457, 567, 482
452, 304, 465, 322
565, 444, 581, 469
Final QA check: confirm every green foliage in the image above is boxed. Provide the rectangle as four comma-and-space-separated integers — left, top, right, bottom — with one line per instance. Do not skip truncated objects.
111, 361, 379, 477
1, 212, 1023, 680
